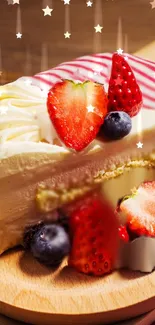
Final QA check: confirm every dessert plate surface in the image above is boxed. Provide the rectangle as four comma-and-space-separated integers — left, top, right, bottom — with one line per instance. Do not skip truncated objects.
0, 248, 155, 325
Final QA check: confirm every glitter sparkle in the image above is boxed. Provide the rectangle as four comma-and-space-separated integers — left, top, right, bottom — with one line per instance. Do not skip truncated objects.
64, 31, 71, 38
24, 79, 32, 86
87, 104, 95, 113
150, 0, 155, 9
117, 48, 123, 55
75, 117, 80, 123
94, 66, 103, 75
136, 142, 143, 149
94, 24, 103, 33
0, 107, 8, 115
87, 1, 93, 7
115, 76, 123, 86
63, 0, 70, 4
88, 71, 94, 79
42, 6, 53, 16
16, 32, 22, 38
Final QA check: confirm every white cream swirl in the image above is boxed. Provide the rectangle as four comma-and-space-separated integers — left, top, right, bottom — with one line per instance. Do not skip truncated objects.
0, 79, 57, 145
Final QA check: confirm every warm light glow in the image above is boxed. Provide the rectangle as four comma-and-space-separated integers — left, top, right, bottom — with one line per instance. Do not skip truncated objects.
64, 3, 71, 38
93, 0, 103, 52
16, 6, 22, 35
124, 34, 128, 53
41, 43, 48, 72
24, 49, 32, 76
117, 17, 123, 51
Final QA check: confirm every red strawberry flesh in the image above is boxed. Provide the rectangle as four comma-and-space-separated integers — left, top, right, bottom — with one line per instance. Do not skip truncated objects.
108, 53, 143, 117
118, 225, 129, 242
47, 80, 108, 151
120, 181, 155, 237
68, 191, 119, 276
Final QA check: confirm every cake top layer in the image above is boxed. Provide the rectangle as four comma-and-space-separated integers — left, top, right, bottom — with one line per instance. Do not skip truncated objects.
0, 52, 154, 159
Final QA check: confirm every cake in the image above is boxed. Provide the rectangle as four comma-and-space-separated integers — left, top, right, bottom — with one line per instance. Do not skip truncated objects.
0, 52, 154, 275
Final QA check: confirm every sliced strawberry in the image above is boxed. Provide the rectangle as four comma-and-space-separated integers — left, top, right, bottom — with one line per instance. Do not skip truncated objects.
119, 181, 155, 237
68, 191, 119, 276
47, 80, 108, 151
108, 53, 143, 117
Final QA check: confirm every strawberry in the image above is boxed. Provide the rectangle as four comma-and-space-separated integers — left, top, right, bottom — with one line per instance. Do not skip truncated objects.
47, 80, 108, 151
108, 53, 143, 117
119, 181, 155, 237
68, 191, 119, 276
118, 225, 129, 242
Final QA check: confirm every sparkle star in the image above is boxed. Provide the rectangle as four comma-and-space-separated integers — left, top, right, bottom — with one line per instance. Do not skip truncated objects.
64, 31, 71, 38
117, 48, 123, 55
88, 71, 94, 79
94, 66, 103, 75
136, 141, 143, 149
75, 117, 80, 123
24, 79, 32, 86
74, 80, 82, 84
42, 6, 53, 16
124, 55, 129, 61
87, 104, 95, 113
115, 76, 123, 86
87, 1, 93, 7
94, 24, 103, 33
13, 0, 20, 4
16, 32, 22, 38
0, 107, 8, 115
63, 0, 70, 4
150, 0, 155, 9
90, 126, 94, 131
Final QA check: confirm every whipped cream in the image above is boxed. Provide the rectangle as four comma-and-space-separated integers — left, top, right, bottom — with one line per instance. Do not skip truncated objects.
0, 79, 57, 145
0, 78, 155, 161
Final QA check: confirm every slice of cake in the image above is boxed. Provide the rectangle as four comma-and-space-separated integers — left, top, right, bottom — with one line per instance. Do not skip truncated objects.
0, 52, 154, 267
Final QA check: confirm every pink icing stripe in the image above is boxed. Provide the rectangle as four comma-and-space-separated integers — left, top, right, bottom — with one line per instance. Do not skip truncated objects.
128, 54, 155, 69
131, 66, 155, 83
95, 53, 155, 70
55, 62, 107, 78
32, 53, 155, 110
141, 92, 155, 101
75, 56, 155, 85
143, 104, 155, 110
33, 75, 53, 86
136, 78, 155, 93
51, 67, 76, 75
75, 58, 109, 69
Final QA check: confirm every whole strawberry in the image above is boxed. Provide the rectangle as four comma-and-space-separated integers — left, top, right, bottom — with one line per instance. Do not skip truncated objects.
47, 80, 108, 151
108, 53, 143, 117
68, 191, 119, 276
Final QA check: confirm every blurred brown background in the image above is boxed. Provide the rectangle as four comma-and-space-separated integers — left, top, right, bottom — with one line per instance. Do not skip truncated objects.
0, 0, 155, 84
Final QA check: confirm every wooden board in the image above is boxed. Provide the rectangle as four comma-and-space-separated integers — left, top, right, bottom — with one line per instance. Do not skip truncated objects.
0, 248, 155, 325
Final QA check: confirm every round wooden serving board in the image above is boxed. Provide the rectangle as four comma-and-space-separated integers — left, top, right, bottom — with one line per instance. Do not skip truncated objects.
0, 248, 155, 325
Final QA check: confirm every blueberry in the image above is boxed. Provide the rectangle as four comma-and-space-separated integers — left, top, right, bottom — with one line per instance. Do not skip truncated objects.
101, 111, 132, 140
23, 222, 44, 250
30, 224, 71, 266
